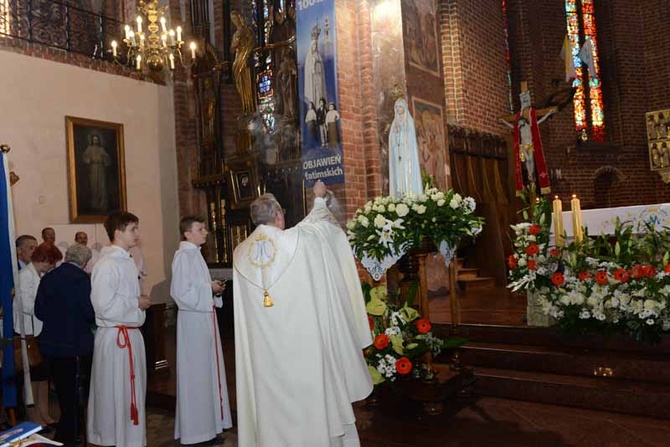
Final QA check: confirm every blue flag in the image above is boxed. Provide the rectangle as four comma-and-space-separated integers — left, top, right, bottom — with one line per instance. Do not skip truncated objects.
0, 150, 17, 407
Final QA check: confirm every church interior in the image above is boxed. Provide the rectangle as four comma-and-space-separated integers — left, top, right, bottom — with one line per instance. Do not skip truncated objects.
2, 0, 670, 445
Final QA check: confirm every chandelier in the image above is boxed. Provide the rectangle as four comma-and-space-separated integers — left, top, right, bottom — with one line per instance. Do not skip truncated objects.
111, 0, 196, 73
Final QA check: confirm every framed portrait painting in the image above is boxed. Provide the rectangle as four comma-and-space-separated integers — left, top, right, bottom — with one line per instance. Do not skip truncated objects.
66, 116, 127, 223
229, 168, 258, 206
411, 97, 448, 189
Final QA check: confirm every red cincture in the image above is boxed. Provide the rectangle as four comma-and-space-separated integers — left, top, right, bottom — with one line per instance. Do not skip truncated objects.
116, 326, 140, 426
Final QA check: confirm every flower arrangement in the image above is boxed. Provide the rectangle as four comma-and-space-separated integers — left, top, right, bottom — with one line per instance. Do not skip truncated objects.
363, 284, 465, 385
346, 185, 484, 279
508, 199, 670, 341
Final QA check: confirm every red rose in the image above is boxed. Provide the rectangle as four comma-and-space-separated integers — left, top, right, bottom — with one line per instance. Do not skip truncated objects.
508, 255, 517, 269
528, 225, 541, 236
527, 259, 537, 271
578, 271, 591, 281
395, 357, 413, 375
550, 248, 560, 258
551, 272, 565, 286
595, 271, 609, 285
373, 334, 390, 350
416, 318, 432, 334
613, 268, 629, 283
368, 315, 375, 330
525, 243, 540, 256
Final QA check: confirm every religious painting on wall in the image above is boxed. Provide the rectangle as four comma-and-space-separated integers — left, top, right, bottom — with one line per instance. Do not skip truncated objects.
296, 0, 345, 187
403, 0, 439, 76
229, 167, 258, 206
66, 116, 126, 223
646, 109, 670, 171
411, 97, 448, 189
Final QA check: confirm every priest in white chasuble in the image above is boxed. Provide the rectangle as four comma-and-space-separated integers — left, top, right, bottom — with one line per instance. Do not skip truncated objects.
233, 180, 373, 447
171, 217, 233, 445
87, 212, 151, 447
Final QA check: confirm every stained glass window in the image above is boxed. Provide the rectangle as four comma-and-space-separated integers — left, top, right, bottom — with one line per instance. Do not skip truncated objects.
253, 1, 275, 131
0, 0, 10, 35
565, 0, 605, 142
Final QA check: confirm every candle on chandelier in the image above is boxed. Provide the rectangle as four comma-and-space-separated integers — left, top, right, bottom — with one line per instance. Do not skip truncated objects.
124, 24, 131, 41
139, 34, 145, 47
169, 30, 176, 45
111, 40, 118, 57
570, 194, 583, 243
136, 16, 142, 34
176, 26, 182, 42
169, 53, 175, 70
136, 54, 142, 70
161, 34, 167, 48
190, 42, 197, 59
129, 30, 136, 46
552, 196, 564, 247
160, 17, 167, 33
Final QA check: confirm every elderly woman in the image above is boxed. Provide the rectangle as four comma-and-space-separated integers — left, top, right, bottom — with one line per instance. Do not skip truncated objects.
35, 243, 94, 446
14, 242, 62, 427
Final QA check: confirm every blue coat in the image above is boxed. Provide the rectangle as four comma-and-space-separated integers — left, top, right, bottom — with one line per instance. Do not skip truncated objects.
35, 262, 95, 357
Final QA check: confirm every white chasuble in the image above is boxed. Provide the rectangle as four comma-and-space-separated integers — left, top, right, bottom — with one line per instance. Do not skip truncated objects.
87, 245, 147, 447
233, 198, 373, 447
171, 241, 233, 444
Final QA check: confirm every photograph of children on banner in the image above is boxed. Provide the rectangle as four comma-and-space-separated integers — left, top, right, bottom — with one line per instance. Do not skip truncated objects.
297, 3, 344, 186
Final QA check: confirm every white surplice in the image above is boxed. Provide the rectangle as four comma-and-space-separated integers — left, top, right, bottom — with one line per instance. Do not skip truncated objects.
87, 245, 147, 447
171, 241, 233, 445
233, 198, 373, 447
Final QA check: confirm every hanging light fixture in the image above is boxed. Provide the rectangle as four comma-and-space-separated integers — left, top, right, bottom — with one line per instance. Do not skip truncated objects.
111, 0, 197, 73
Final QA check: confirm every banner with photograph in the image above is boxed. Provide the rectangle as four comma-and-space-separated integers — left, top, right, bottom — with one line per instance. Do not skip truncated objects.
296, 0, 344, 186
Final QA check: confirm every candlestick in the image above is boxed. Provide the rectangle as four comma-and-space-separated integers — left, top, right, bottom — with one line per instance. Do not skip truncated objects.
111, 40, 118, 57
129, 30, 136, 46
136, 54, 142, 71
176, 26, 182, 42
160, 17, 167, 33
190, 42, 197, 59
161, 34, 167, 48
136, 16, 142, 34
552, 196, 564, 247
571, 194, 583, 243
169, 53, 175, 69
169, 30, 175, 45
124, 24, 131, 40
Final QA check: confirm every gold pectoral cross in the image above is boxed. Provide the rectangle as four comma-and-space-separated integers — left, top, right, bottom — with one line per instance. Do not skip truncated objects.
263, 290, 274, 307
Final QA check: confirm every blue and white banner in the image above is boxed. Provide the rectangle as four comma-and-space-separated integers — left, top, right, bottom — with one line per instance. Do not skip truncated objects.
296, 0, 345, 186
0, 150, 17, 407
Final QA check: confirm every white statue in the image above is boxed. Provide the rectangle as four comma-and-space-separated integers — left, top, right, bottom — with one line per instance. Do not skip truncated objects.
388, 98, 423, 197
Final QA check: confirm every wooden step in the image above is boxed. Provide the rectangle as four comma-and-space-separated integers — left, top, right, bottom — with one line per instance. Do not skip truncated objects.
457, 276, 496, 291
456, 267, 479, 279
473, 366, 670, 419
459, 341, 670, 385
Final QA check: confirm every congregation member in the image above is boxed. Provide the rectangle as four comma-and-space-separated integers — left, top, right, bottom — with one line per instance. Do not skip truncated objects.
35, 243, 94, 446
15, 235, 37, 270
87, 212, 151, 447
75, 231, 99, 273
41, 227, 56, 245
171, 217, 232, 446
14, 242, 62, 427
233, 180, 372, 447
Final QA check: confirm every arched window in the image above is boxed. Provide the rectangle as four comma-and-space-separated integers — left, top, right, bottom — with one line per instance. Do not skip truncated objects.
565, 0, 605, 142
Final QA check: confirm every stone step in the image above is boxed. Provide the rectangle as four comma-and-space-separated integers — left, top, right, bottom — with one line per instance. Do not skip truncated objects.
456, 267, 479, 279
460, 341, 670, 385
473, 366, 670, 419
457, 276, 496, 291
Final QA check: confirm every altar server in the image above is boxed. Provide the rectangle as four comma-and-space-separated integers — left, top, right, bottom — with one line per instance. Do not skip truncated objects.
87, 212, 151, 447
233, 180, 373, 447
171, 216, 233, 445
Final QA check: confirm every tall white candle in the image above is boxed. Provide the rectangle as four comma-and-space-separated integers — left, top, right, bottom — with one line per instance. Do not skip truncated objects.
176, 26, 182, 42
160, 17, 167, 33
169, 53, 175, 69
136, 16, 142, 34
111, 40, 118, 57
190, 42, 196, 59
136, 54, 142, 70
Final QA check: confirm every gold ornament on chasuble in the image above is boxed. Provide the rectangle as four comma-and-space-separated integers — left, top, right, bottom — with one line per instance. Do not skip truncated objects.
248, 233, 278, 307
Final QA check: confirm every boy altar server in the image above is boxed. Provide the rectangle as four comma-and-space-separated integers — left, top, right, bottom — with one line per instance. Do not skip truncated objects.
171, 216, 233, 445
87, 212, 151, 447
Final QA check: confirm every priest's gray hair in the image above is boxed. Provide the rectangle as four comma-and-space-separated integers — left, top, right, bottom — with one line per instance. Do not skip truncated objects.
250, 193, 282, 225
65, 243, 92, 268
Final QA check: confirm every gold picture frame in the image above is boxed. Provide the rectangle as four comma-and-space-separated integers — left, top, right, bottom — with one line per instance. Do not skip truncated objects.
66, 116, 127, 223
229, 167, 258, 207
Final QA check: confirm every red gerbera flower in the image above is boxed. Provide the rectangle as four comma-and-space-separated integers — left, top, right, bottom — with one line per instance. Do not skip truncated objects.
416, 318, 432, 334
629, 265, 643, 279
395, 357, 413, 375
528, 225, 541, 236
595, 271, 609, 285
373, 334, 390, 350
578, 271, 591, 281
551, 272, 565, 286
613, 268, 629, 283
508, 255, 517, 269
368, 315, 375, 330
664, 264, 670, 273
642, 265, 656, 278
525, 243, 540, 256
550, 248, 560, 258
527, 259, 537, 271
